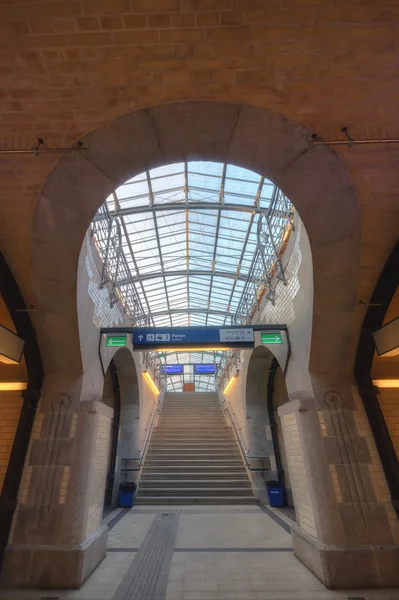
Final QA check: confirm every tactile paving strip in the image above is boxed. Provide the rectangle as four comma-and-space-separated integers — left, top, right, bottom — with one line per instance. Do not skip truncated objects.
113, 512, 179, 600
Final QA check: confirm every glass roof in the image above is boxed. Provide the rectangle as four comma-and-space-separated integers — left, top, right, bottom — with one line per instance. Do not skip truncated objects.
92, 161, 293, 392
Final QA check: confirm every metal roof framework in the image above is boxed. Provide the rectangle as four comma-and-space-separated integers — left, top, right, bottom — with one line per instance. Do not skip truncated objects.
91, 161, 293, 392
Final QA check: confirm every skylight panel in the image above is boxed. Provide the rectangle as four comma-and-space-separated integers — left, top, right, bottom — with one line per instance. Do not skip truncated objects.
95, 160, 292, 348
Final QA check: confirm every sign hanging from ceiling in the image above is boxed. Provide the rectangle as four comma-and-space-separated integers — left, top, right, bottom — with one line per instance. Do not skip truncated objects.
160, 364, 183, 375
194, 364, 216, 374
132, 327, 255, 350
0, 325, 24, 365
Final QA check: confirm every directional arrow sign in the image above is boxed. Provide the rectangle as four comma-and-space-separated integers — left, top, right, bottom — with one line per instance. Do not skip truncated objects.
261, 332, 282, 345
106, 335, 127, 348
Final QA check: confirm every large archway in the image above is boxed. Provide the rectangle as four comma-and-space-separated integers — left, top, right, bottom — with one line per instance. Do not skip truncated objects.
30, 101, 361, 380
11, 102, 394, 592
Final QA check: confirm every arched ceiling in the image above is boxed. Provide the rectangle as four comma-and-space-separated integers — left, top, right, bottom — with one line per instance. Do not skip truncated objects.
93, 160, 292, 328
92, 160, 293, 392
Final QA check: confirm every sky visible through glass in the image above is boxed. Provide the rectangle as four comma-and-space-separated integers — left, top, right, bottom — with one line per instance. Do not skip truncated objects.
95, 161, 292, 392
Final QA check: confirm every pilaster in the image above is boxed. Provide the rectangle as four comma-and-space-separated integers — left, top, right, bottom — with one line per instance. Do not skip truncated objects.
278, 377, 399, 588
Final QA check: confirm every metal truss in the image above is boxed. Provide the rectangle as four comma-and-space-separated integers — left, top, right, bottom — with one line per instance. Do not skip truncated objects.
143, 308, 234, 321
118, 269, 256, 285
91, 203, 149, 325
234, 187, 293, 325
91, 161, 294, 385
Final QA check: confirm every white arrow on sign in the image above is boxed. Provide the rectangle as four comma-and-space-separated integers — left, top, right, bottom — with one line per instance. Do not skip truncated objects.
138, 335, 144, 341
108, 339, 124, 346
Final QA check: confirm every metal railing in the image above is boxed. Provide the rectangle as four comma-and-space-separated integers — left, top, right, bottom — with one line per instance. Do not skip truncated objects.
121, 387, 166, 473
217, 388, 269, 472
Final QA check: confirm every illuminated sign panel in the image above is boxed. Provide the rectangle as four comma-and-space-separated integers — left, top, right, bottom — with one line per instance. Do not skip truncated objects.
160, 364, 183, 375
133, 327, 254, 350
194, 364, 216, 374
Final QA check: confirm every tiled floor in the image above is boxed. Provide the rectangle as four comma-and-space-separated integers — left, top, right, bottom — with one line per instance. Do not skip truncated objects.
0, 505, 398, 600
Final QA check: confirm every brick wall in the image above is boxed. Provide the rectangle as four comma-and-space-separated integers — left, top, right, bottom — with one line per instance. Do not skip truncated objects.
0, 392, 23, 494
0, 0, 397, 334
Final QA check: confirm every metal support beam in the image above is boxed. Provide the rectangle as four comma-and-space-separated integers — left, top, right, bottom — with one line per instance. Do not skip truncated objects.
95, 201, 288, 218
118, 269, 253, 285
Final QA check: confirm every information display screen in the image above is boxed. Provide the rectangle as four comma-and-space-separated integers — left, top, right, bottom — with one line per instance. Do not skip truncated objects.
160, 364, 183, 374
194, 364, 216, 374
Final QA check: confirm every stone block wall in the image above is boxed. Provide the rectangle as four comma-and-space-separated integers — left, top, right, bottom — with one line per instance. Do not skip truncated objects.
281, 411, 317, 536
86, 411, 112, 538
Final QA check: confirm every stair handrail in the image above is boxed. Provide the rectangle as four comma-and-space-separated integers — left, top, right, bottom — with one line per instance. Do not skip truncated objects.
121, 386, 166, 472
217, 388, 269, 472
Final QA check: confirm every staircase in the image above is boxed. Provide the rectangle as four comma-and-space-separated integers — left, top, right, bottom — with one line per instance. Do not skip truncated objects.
135, 392, 257, 504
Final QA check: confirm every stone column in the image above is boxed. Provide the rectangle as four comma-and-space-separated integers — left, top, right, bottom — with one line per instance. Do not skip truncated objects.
1, 373, 113, 589
278, 375, 399, 589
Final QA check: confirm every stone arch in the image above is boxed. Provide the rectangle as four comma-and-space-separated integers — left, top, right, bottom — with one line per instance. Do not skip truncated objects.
246, 345, 274, 457
101, 346, 139, 507
31, 101, 361, 379
245, 344, 293, 505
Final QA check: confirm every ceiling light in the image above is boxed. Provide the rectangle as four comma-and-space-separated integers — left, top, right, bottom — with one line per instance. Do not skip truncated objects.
143, 371, 160, 395
223, 372, 238, 394
0, 382, 27, 391
373, 379, 399, 389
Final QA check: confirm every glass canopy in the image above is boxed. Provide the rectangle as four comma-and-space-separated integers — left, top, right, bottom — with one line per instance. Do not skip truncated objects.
92, 161, 293, 392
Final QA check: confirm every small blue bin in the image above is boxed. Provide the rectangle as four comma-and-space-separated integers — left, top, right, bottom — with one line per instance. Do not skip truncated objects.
119, 482, 136, 508
266, 482, 285, 507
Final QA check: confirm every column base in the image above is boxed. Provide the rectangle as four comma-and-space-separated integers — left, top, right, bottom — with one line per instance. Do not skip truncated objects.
292, 523, 399, 589
0, 524, 108, 589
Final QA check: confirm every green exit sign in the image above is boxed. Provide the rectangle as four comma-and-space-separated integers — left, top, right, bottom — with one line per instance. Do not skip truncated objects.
106, 335, 127, 348
261, 332, 282, 345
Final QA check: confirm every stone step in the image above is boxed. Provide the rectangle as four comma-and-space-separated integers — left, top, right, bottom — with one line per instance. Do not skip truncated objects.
136, 488, 253, 497
147, 449, 241, 454
148, 442, 238, 448
156, 423, 228, 434
143, 465, 247, 473
135, 496, 258, 505
146, 455, 242, 461
144, 457, 244, 466
158, 418, 225, 422
137, 392, 254, 505
149, 436, 235, 442
140, 472, 249, 480
139, 480, 252, 488
151, 431, 234, 436
161, 406, 221, 409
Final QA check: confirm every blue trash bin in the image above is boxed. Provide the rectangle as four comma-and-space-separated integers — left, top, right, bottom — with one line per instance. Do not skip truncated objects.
266, 482, 285, 507
119, 482, 136, 507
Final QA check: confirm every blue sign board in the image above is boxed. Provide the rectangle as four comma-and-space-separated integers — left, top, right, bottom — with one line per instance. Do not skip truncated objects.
194, 364, 216, 374
133, 326, 254, 350
160, 364, 183, 375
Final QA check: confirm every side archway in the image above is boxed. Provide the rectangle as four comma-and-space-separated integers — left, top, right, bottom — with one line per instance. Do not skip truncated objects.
102, 346, 139, 507
245, 345, 293, 506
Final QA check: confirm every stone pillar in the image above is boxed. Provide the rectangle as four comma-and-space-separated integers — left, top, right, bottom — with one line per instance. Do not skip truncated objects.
278, 376, 399, 589
1, 374, 113, 589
